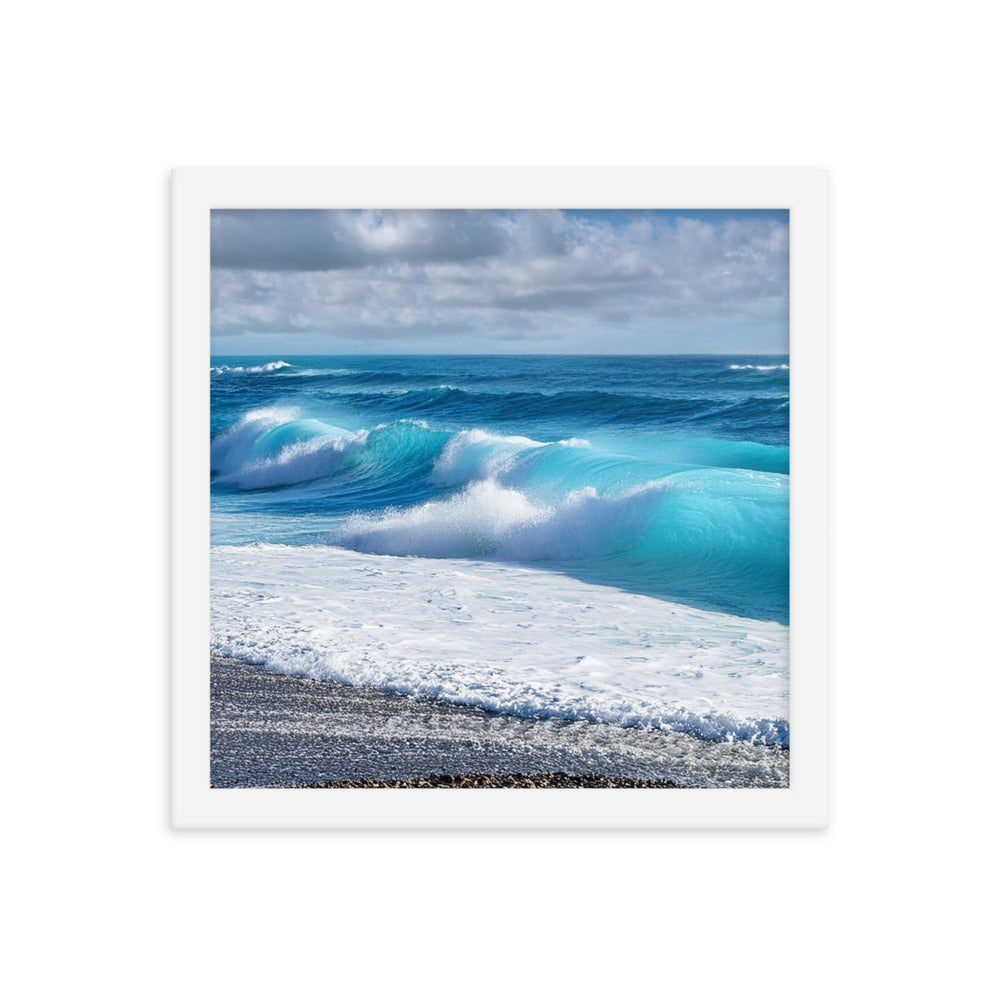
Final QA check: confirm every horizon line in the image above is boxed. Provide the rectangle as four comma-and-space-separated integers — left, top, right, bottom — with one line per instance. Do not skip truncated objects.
209, 350, 791, 358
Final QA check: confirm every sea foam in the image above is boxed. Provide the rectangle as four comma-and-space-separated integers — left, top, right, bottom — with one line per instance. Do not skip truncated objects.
211, 360, 292, 375
212, 545, 790, 745
336, 477, 668, 562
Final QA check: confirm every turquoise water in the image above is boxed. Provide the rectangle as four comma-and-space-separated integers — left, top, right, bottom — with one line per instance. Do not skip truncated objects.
211, 355, 789, 623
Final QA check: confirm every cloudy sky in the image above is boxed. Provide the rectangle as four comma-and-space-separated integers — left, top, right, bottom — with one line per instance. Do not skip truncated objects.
211, 209, 788, 355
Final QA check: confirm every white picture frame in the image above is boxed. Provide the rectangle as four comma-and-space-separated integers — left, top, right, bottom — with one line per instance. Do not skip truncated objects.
172, 168, 829, 830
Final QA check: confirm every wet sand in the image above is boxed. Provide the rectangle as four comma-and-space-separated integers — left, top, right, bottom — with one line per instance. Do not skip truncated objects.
210, 656, 789, 788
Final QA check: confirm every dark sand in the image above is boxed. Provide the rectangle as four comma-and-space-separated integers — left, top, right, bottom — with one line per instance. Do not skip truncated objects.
297, 774, 680, 788
211, 656, 789, 788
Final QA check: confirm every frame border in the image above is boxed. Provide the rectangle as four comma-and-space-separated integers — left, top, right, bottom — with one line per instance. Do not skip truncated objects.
172, 169, 829, 830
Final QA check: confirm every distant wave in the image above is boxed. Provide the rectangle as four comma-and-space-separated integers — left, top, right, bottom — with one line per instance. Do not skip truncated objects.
728, 363, 789, 371
211, 360, 292, 376
322, 385, 790, 434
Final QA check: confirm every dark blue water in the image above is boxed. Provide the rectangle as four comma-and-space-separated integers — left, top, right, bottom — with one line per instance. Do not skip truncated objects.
211, 355, 789, 622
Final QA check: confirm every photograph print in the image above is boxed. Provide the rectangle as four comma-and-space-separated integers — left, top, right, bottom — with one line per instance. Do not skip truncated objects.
209, 207, 791, 790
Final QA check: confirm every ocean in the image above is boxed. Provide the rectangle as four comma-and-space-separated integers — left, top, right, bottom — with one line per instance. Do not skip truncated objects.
210, 355, 790, 768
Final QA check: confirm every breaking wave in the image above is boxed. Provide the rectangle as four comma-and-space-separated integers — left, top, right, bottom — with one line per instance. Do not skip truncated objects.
211, 360, 293, 376
210, 406, 789, 620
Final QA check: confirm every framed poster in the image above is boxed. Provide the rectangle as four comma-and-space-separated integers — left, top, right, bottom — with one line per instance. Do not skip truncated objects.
171, 169, 828, 829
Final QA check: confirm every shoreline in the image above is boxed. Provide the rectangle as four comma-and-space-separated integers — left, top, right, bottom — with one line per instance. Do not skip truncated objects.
212, 544, 790, 747
211, 656, 789, 788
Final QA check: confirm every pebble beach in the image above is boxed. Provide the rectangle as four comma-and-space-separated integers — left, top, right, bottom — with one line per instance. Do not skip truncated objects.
211, 656, 789, 788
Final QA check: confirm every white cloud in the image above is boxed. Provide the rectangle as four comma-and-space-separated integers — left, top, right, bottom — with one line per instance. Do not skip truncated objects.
211, 210, 788, 351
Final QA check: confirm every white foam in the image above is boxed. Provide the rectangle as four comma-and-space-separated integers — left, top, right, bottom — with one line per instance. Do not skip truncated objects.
432, 429, 546, 486
211, 360, 292, 375
336, 477, 667, 561
211, 407, 366, 488
432, 428, 589, 487
728, 363, 789, 371
230, 431, 368, 489
211, 545, 789, 744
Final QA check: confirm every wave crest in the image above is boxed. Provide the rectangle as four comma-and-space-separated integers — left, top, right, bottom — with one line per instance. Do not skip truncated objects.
432, 428, 589, 488
211, 360, 292, 376
336, 477, 670, 561
210, 407, 367, 488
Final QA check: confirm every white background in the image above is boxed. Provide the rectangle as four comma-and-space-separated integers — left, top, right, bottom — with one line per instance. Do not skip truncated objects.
4, 2, 995, 996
